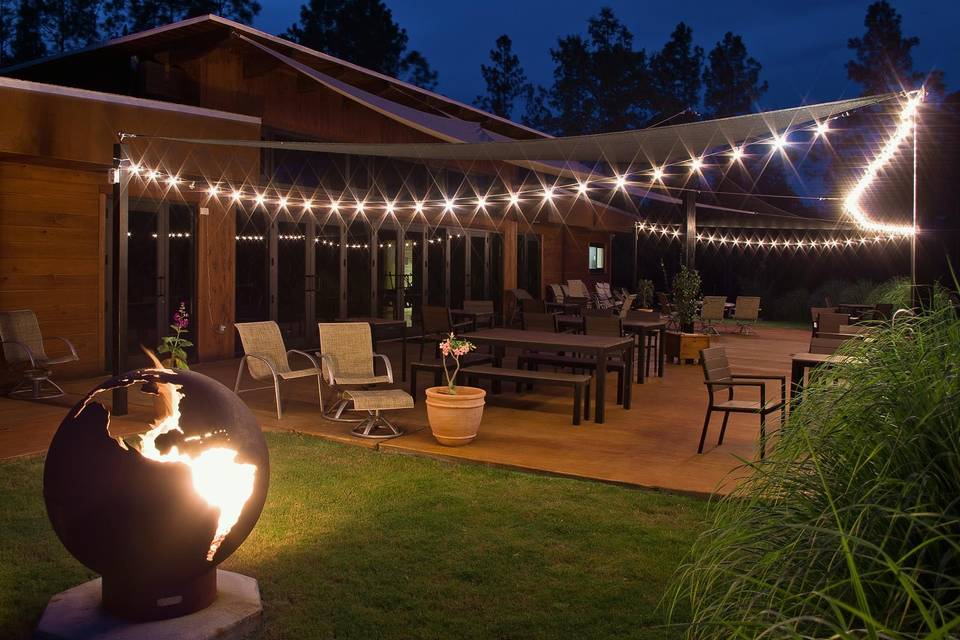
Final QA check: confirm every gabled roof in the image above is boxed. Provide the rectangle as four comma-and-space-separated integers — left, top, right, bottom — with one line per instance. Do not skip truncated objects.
1, 14, 545, 142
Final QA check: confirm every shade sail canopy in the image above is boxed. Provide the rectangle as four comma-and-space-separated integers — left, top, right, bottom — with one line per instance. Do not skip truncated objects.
132, 93, 898, 164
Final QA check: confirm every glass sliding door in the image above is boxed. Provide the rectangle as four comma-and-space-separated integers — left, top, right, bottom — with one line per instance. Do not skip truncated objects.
126, 203, 195, 367
449, 231, 467, 309
276, 219, 307, 344
427, 229, 447, 307
377, 228, 399, 319
346, 219, 372, 316
235, 208, 270, 335
403, 230, 425, 326
315, 219, 341, 322
468, 232, 489, 301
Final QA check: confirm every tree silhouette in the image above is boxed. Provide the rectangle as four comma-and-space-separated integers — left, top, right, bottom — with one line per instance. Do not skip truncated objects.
846, 0, 943, 95
649, 22, 703, 121
0, 0, 14, 64
702, 32, 767, 118
474, 34, 530, 119
285, 0, 437, 90
10, 0, 44, 63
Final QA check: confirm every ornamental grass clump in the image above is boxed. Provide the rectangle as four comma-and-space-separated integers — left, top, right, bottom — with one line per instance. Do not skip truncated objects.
668, 305, 960, 639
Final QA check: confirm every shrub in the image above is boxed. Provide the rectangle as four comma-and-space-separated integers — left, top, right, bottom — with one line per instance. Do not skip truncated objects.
668, 306, 960, 639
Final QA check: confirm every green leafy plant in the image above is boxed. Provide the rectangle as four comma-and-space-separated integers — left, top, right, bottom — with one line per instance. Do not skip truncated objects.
671, 265, 701, 330
439, 333, 476, 394
667, 304, 960, 639
157, 301, 193, 369
636, 278, 655, 308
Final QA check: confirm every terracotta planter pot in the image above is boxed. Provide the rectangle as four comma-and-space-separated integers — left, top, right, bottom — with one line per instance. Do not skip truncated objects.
424, 386, 486, 446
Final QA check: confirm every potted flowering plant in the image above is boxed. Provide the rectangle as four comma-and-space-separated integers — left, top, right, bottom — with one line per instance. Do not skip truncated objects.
424, 333, 486, 446
157, 302, 193, 369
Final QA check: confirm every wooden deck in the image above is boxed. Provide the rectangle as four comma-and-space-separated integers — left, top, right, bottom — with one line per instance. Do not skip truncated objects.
0, 325, 810, 495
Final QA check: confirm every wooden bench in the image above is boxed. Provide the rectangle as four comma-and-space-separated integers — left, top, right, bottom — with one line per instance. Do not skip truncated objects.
516, 353, 626, 405
409, 355, 494, 398
462, 365, 592, 425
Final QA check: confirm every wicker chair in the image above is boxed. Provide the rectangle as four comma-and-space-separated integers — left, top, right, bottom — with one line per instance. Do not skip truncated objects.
733, 296, 761, 334
699, 296, 727, 334
0, 309, 78, 399
319, 322, 411, 438
234, 321, 323, 420
698, 346, 786, 458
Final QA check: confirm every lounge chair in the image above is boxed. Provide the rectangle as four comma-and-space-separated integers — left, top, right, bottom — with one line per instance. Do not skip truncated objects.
698, 346, 786, 458
699, 296, 727, 334
733, 296, 761, 334
594, 282, 616, 310
618, 294, 637, 319
0, 309, 78, 399
567, 279, 591, 300
234, 321, 323, 420
318, 322, 410, 438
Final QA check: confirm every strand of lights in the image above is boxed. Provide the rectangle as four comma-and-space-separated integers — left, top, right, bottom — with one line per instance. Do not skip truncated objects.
635, 221, 909, 250
122, 93, 915, 228
842, 90, 922, 236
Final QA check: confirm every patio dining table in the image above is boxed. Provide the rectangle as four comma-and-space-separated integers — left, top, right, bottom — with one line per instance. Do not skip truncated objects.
463, 328, 635, 424
554, 315, 667, 384
790, 351, 859, 401
337, 317, 407, 381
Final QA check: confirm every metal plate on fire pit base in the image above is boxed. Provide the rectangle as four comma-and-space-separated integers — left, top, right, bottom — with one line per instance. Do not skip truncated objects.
35, 570, 262, 640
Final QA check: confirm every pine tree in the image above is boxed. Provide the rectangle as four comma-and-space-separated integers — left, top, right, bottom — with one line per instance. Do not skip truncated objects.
10, 0, 45, 63
846, 0, 943, 95
702, 32, 767, 118
474, 34, 529, 119
0, 0, 14, 64
42, 0, 100, 53
182, 0, 261, 24
649, 22, 703, 120
285, 0, 437, 89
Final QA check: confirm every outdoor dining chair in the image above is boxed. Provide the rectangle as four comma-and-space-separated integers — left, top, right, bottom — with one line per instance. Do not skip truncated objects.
234, 321, 323, 420
809, 306, 838, 335
817, 312, 850, 336
520, 298, 547, 314
733, 296, 761, 334
462, 299, 496, 329
626, 309, 661, 379
507, 288, 533, 326
416, 306, 463, 361
521, 312, 559, 332
318, 322, 412, 438
0, 309, 78, 399
618, 294, 637, 319
809, 336, 848, 354
699, 296, 727, 334
698, 346, 786, 459
657, 292, 680, 330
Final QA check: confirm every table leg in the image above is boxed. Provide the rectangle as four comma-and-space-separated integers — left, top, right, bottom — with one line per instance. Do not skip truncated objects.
790, 361, 804, 404
401, 324, 407, 381
595, 348, 607, 424
623, 343, 633, 410
658, 327, 666, 377
637, 328, 647, 384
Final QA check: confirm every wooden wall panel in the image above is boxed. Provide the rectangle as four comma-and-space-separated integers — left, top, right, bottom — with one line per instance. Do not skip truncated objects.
561, 228, 614, 291
0, 162, 104, 377
196, 200, 236, 361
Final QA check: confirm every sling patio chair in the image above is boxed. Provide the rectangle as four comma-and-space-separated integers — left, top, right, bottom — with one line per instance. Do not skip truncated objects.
733, 296, 761, 334
567, 279, 591, 301
318, 322, 411, 438
0, 309, 78, 399
234, 321, 323, 420
618, 294, 637, 319
699, 296, 727, 334
594, 282, 617, 310
698, 346, 786, 459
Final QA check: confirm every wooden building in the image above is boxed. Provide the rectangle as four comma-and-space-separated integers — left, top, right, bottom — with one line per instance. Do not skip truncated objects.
0, 15, 651, 376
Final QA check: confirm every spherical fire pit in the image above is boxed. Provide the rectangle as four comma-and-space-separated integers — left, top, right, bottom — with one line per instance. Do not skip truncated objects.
43, 368, 269, 621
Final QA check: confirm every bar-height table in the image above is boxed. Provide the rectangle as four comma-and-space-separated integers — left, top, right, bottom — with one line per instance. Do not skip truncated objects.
463, 328, 634, 424
554, 315, 667, 384
337, 317, 407, 381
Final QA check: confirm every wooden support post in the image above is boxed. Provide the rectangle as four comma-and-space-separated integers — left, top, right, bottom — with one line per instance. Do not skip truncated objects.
683, 190, 697, 269
502, 219, 518, 323
111, 143, 129, 415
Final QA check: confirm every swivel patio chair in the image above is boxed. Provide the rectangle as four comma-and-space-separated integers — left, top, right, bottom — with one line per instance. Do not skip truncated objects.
318, 322, 411, 438
234, 321, 323, 420
698, 346, 786, 459
733, 296, 761, 334
0, 309, 78, 399
699, 296, 727, 335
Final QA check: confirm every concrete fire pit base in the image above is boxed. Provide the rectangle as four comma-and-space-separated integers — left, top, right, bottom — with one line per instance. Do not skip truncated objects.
35, 570, 262, 640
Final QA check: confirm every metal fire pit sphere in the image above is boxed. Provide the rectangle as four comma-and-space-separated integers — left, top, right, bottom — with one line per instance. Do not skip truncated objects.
43, 368, 270, 621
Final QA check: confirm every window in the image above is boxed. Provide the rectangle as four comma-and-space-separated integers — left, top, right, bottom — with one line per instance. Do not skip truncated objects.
588, 243, 606, 273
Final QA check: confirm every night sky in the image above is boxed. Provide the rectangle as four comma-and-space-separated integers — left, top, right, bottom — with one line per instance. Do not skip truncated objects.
254, 0, 958, 110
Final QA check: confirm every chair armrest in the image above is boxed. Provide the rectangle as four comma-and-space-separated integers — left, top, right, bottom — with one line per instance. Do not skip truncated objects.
286, 349, 319, 369
0, 340, 36, 367
704, 380, 765, 388
242, 353, 279, 379
731, 374, 786, 382
47, 336, 79, 362
319, 353, 338, 384
373, 354, 394, 383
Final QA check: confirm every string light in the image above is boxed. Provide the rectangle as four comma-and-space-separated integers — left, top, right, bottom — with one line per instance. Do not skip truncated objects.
206, 185, 219, 198
508, 192, 520, 207
730, 147, 744, 161
543, 186, 555, 201
303, 199, 313, 211
231, 189, 242, 202
651, 166, 664, 181
254, 193, 266, 207
615, 175, 628, 190
770, 133, 788, 151
278, 196, 288, 209
576, 181, 589, 195
689, 157, 704, 172
815, 121, 829, 137
634, 220, 906, 251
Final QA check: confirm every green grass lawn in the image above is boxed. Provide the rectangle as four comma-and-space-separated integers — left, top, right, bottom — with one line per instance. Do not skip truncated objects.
0, 433, 707, 639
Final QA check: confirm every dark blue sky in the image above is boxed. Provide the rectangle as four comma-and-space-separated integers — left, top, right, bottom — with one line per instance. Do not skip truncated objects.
255, 0, 958, 110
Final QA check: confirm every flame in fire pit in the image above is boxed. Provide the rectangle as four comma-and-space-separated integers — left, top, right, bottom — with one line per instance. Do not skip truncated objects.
135, 376, 257, 561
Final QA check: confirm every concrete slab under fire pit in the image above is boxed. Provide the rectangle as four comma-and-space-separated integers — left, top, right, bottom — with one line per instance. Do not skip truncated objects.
35, 570, 262, 640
